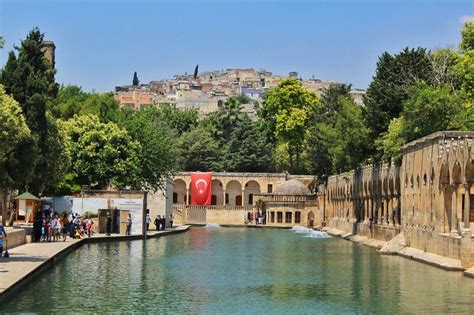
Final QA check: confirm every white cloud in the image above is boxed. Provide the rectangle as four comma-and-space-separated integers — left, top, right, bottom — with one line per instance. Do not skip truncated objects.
459, 15, 474, 24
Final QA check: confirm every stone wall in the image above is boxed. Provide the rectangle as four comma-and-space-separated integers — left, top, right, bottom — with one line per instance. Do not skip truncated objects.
319, 131, 474, 268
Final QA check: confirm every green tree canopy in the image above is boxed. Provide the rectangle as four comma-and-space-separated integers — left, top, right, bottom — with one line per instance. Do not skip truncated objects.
460, 22, 474, 52
261, 78, 320, 173
0, 27, 68, 193
60, 114, 141, 189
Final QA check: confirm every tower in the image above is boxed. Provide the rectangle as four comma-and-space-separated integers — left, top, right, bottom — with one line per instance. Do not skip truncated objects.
41, 40, 56, 67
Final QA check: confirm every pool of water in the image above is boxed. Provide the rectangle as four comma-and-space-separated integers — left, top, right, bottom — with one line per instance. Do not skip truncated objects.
2, 227, 473, 313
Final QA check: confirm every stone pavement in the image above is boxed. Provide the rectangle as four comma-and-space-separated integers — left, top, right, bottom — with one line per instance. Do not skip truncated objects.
0, 225, 190, 301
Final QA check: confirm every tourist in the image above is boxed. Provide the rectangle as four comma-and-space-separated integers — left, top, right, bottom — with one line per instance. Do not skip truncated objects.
33, 215, 42, 242
146, 213, 151, 231
51, 215, 58, 242
161, 215, 166, 230
106, 214, 112, 236
86, 218, 93, 237
154, 215, 160, 231
126, 213, 132, 235
169, 214, 173, 228
0, 223, 7, 258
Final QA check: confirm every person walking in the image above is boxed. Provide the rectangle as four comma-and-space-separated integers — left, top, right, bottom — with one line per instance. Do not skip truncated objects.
126, 214, 132, 235
106, 214, 112, 236
146, 213, 151, 231
169, 214, 173, 228
161, 215, 166, 230
86, 218, 93, 237
154, 215, 160, 231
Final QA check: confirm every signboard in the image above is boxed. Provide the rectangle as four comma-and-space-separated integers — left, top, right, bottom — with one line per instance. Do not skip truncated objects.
111, 198, 144, 235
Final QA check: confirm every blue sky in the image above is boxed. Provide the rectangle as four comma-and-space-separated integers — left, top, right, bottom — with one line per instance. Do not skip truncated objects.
0, 0, 472, 92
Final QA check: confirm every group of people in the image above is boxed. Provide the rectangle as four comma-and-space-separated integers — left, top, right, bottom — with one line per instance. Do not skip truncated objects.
146, 214, 173, 231
33, 210, 95, 242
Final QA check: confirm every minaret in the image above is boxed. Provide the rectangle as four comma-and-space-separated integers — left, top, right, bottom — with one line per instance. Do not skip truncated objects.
41, 40, 56, 67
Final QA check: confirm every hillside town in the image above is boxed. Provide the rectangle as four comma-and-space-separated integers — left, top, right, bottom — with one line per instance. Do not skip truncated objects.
114, 68, 366, 114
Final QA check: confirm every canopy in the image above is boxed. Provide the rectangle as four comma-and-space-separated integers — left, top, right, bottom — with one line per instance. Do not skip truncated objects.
14, 192, 39, 201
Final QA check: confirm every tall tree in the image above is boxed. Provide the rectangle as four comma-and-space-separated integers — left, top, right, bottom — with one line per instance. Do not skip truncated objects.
261, 78, 320, 173
0, 27, 68, 194
132, 71, 139, 86
226, 115, 273, 172
60, 115, 141, 189
363, 48, 433, 154
193, 64, 199, 79
0, 85, 31, 224
460, 22, 474, 52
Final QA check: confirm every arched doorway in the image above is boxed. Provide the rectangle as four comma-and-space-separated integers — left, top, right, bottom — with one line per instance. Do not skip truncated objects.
211, 179, 224, 205
244, 180, 261, 206
226, 180, 242, 206
173, 179, 187, 204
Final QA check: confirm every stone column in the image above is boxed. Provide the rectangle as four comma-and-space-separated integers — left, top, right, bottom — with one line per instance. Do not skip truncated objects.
186, 189, 189, 205
464, 183, 471, 230
387, 198, 392, 225
223, 189, 226, 206
242, 189, 245, 206
451, 184, 459, 235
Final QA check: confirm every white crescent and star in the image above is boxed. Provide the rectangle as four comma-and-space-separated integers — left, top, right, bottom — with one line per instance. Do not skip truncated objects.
195, 179, 208, 194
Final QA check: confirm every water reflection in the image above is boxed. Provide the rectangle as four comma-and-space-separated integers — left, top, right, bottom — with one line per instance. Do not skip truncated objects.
2, 228, 473, 313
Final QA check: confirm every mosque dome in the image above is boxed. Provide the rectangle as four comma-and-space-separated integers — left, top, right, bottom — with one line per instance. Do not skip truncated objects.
273, 179, 310, 195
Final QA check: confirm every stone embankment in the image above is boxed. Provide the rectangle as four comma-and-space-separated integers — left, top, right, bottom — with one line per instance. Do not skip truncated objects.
321, 227, 468, 275
0, 225, 190, 303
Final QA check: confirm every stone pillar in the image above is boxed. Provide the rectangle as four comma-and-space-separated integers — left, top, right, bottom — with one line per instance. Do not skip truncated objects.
364, 199, 369, 223
242, 189, 245, 206
464, 183, 471, 230
387, 198, 392, 225
451, 184, 459, 235
186, 189, 189, 206
223, 189, 226, 206
393, 197, 399, 226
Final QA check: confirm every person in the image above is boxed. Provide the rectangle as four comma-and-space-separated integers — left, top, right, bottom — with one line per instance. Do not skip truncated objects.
126, 214, 132, 235
169, 214, 173, 228
146, 213, 151, 231
154, 215, 160, 231
86, 218, 93, 237
33, 215, 42, 242
106, 214, 112, 236
161, 215, 166, 230
50, 215, 58, 242
0, 223, 7, 258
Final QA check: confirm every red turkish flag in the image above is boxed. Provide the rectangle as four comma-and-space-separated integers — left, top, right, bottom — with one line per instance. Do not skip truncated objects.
191, 172, 212, 205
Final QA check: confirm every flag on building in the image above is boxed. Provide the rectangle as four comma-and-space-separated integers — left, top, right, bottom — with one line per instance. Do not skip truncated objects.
191, 172, 212, 205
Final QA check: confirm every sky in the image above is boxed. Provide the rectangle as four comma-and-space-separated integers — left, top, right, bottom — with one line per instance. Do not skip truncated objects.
0, 0, 472, 92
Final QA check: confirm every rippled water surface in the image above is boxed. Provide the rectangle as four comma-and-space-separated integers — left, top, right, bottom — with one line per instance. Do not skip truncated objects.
2, 227, 474, 313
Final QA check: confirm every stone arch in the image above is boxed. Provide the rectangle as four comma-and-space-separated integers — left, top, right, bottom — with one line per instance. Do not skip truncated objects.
226, 180, 242, 206
211, 179, 224, 205
244, 180, 261, 205
452, 161, 462, 185
173, 179, 187, 204
465, 159, 474, 183
440, 163, 450, 185
389, 177, 395, 196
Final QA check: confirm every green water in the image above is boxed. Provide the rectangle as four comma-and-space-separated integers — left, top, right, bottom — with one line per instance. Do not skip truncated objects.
2, 227, 473, 314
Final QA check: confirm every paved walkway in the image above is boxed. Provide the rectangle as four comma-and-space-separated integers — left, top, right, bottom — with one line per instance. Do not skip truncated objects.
0, 225, 190, 300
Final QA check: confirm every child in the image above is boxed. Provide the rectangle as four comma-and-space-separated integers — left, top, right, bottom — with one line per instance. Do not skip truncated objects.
0, 224, 7, 258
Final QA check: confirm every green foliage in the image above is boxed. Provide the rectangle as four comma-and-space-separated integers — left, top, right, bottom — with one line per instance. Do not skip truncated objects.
61, 115, 141, 189
378, 83, 470, 162
261, 78, 320, 173
0, 85, 30, 163
429, 48, 460, 90
0, 27, 67, 194
460, 22, 474, 52
178, 126, 225, 172
114, 108, 178, 192
456, 50, 474, 99
225, 115, 273, 172
363, 48, 433, 152
155, 104, 198, 135
52, 85, 119, 122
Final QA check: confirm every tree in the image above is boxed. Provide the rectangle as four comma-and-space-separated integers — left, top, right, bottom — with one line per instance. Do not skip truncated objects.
226, 115, 273, 172
261, 78, 320, 173
115, 108, 179, 192
132, 71, 139, 86
429, 48, 460, 91
363, 48, 433, 153
178, 126, 224, 172
60, 115, 141, 189
155, 104, 198, 135
460, 22, 474, 52
377, 83, 470, 162
0, 27, 67, 194
193, 64, 199, 79
0, 85, 31, 225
